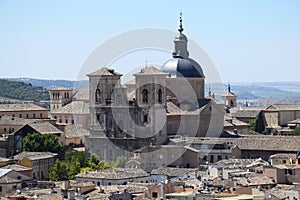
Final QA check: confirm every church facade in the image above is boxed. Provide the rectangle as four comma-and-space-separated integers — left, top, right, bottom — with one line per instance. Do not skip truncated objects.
85, 17, 224, 161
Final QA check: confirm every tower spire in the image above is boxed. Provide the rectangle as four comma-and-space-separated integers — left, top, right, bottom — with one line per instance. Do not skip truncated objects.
173, 12, 189, 59
208, 85, 212, 97
178, 12, 184, 33
228, 82, 231, 93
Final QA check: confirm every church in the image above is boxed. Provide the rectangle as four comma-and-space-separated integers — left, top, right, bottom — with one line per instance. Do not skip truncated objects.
85, 16, 225, 161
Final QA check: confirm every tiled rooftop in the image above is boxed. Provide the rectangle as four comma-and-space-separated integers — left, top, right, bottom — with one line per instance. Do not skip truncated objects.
171, 136, 300, 152
76, 168, 148, 179
1, 164, 32, 171
0, 103, 48, 112
13, 151, 57, 161
64, 124, 90, 138
87, 67, 122, 76
51, 101, 89, 114
27, 122, 63, 134
72, 89, 89, 101
50, 87, 72, 91
270, 153, 297, 159
151, 167, 197, 177
133, 66, 168, 76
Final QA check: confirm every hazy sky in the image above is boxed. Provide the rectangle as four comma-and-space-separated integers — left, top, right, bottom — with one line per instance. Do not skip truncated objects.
0, 0, 299, 82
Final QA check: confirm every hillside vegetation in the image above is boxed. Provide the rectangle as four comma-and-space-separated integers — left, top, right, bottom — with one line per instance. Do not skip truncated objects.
0, 79, 49, 101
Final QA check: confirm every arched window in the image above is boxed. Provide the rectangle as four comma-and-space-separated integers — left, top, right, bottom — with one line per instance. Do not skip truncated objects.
157, 89, 162, 103
230, 99, 234, 107
95, 89, 101, 103
143, 115, 148, 124
142, 89, 148, 103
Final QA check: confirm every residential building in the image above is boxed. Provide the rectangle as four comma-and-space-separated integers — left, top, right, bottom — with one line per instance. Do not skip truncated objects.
1, 164, 32, 179
13, 152, 57, 181
12, 122, 63, 155
75, 168, 149, 186
63, 124, 90, 146
50, 88, 90, 129
0, 103, 48, 120
269, 153, 297, 165
150, 167, 197, 184
0, 169, 32, 196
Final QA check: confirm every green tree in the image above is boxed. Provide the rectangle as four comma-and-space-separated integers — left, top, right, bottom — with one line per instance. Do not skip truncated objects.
292, 127, 300, 135
249, 119, 256, 131
88, 153, 100, 169
249, 111, 266, 134
23, 133, 42, 152
114, 156, 127, 168
23, 133, 62, 153
65, 150, 89, 168
254, 111, 266, 134
49, 159, 68, 181
68, 157, 81, 179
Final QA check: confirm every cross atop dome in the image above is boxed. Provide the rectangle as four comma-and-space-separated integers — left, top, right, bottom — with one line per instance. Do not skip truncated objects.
178, 12, 184, 33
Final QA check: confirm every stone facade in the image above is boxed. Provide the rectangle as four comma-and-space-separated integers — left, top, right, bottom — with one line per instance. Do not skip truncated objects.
85, 18, 224, 162
0, 103, 48, 120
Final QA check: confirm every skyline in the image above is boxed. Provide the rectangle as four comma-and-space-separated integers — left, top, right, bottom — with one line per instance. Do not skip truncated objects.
0, 0, 299, 82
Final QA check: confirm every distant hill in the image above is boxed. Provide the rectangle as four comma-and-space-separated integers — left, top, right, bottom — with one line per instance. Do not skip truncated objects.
2, 78, 300, 105
7, 78, 88, 90
0, 79, 49, 102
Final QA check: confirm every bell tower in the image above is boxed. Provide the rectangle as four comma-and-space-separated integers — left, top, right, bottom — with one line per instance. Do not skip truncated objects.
222, 83, 237, 108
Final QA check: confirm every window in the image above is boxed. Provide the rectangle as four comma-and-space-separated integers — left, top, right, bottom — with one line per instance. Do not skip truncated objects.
26, 114, 29, 118
157, 89, 162, 103
143, 115, 148, 124
152, 192, 158, 198
71, 119, 74, 124
19, 114, 22, 118
41, 171, 44, 180
230, 99, 234, 107
12, 114, 15, 117
54, 116, 57, 119
40, 113, 43, 118
65, 119, 68, 123
217, 155, 222, 161
0, 186, 2, 192
95, 89, 101, 103
282, 160, 287, 164
142, 89, 148, 103
210, 155, 214, 163
59, 119, 62, 123
4, 128, 6, 132
33, 113, 36, 118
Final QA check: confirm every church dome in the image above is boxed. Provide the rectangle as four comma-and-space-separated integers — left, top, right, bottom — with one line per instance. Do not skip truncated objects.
161, 57, 205, 78
161, 13, 205, 79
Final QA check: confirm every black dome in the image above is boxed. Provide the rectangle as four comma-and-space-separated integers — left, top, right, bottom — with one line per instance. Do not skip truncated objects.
161, 57, 205, 78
